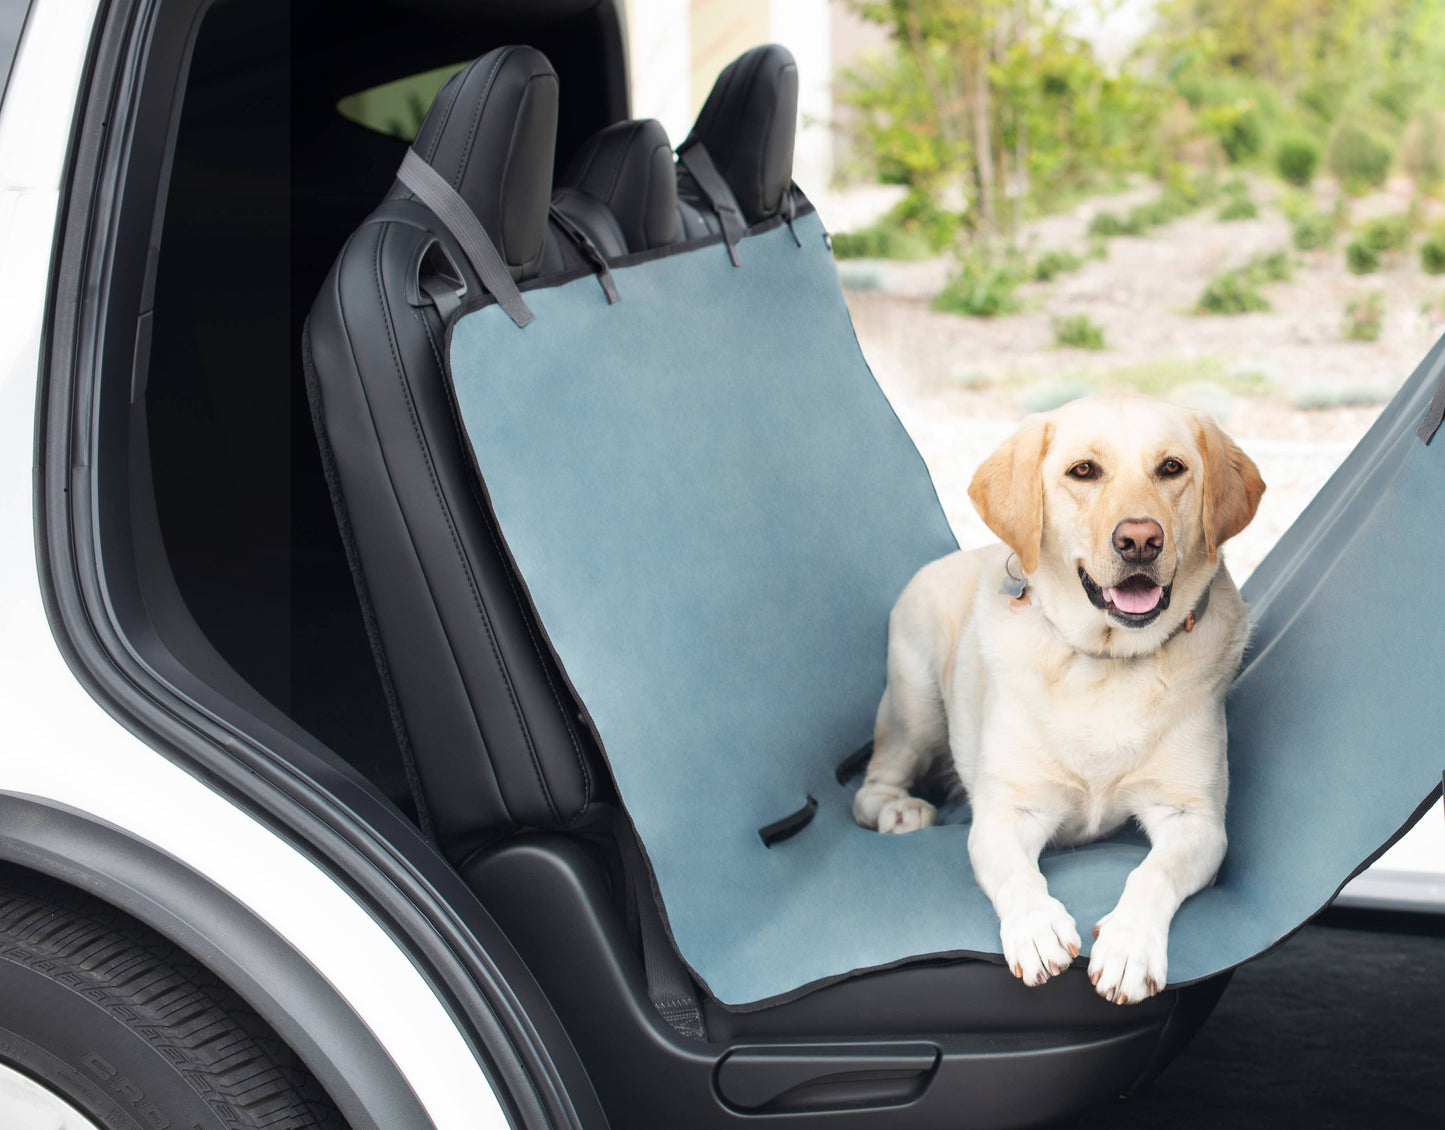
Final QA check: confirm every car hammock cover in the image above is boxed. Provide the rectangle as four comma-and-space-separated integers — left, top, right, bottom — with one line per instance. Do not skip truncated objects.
444, 206, 1445, 1008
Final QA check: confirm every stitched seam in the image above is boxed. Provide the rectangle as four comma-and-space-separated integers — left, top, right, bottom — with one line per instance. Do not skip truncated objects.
455, 47, 513, 187
495, 72, 552, 268
419, 309, 592, 817
644, 141, 669, 247
332, 229, 516, 828
369, 227, 552, 823
422, 56, 478, 163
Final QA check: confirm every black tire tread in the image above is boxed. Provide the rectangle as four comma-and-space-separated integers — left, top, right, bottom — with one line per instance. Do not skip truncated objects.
0, 870, 344, 1129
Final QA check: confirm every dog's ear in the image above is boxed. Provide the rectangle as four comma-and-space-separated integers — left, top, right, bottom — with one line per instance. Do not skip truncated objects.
968, 419, 1051, 574
1193, 414, 1265, 563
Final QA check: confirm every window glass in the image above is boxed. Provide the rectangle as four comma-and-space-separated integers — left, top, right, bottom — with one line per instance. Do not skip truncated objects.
336, 62, 466, 140
0, 0, 33, 109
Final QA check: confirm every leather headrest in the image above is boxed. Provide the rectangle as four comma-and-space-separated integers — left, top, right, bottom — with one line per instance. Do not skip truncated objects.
410, 46, 558, 277
680, 45, 798, 224
554, 119, 679, 256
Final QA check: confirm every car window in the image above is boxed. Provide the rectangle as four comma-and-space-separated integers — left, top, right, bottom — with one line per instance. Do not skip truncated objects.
336, 62, 467, 140
0, 0, 33, 109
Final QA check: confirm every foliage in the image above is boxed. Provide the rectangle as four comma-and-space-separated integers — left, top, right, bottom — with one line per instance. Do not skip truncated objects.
1328, 121, 1394, 194
1402, 109, 1445, 193
831, 226, 933, 260
1194, 251, 1288, 314
1195, 270, 1270, 314
839, 2, 1167, 240
1422, 233, 1445, 275
1218, 195, 1258, 220
1342, 291, 1385, 341
1275, 135, 1320, 185
1033, 248, 1083, 281
1088, 210, 1130, 237
1345, 239, 1380, 274
1293, 211, 1338, 250
1053, 314, 1107, 349
1359, 214, 1411, 254
932, 249, 1024, 317
831, 191, 959, 260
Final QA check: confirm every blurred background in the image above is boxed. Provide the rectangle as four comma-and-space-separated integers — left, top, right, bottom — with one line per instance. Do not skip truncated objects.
623, 0, 1445, 580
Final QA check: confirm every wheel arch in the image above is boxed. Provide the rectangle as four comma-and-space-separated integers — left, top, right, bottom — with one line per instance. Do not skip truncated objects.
0, 790, 434, 1130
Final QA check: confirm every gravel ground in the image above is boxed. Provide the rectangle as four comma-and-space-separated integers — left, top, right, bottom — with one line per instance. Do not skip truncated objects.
839, 177, 1445, 580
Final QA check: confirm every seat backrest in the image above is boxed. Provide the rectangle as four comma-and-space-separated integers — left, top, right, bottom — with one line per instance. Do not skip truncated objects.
305, 44, 797, 857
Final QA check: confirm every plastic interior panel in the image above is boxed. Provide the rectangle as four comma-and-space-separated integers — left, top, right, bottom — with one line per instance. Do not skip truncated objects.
448, 214, 1445, 1006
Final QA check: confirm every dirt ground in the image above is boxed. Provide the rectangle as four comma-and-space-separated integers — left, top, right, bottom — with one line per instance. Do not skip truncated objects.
836, 176, 1445, 580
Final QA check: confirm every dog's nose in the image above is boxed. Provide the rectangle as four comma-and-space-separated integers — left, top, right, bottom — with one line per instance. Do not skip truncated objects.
1113, 518, 1164, 563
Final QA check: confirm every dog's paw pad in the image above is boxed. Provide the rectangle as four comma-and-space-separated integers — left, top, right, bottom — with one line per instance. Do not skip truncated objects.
877, 796, 938, 834
1088, 913, 1167, 1005
1000, 897, 1080, 988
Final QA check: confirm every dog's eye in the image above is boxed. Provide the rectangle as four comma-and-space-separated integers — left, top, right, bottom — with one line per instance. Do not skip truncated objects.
1158, 458, 1186, 477
1066, 461, 1098, 481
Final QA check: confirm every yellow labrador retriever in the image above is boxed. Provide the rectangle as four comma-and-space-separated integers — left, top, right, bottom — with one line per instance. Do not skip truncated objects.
853, 395, 1264, 1005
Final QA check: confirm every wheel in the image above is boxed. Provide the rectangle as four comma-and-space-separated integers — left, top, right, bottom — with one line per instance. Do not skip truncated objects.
0, 870, 342, 1129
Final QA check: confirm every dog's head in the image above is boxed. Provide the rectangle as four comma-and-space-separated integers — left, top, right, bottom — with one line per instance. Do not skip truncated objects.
968, 395, 1264, 654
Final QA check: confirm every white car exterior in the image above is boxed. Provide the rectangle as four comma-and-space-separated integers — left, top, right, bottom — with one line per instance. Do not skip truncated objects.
0, 3, 506, 1126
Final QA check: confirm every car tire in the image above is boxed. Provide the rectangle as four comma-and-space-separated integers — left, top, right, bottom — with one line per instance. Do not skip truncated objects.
0, 871, 341, 1129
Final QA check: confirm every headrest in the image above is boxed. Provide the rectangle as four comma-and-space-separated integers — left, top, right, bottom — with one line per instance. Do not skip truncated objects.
553, 119, 679, 258
680, 44, 798, 224
409, 46, 558, 278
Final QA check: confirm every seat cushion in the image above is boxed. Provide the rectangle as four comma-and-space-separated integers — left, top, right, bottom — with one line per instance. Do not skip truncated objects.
445, 207, 1445, 1006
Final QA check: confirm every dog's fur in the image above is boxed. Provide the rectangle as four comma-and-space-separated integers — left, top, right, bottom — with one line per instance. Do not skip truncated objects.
853, 395, 1265, 1004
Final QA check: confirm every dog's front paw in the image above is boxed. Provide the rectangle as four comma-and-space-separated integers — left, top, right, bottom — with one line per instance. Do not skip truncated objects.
876, 796, 938, 834
1088, 910, 1168, 1004
999, 897, 1081, 987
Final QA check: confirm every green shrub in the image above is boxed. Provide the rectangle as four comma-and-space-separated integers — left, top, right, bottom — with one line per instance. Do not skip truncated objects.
831, 225, 933, 260
1360, 214, 1412, 253
1402, 109, 1445, 191
889, 190, 961, 252
1242, 250, 1293, 284
1087, 210, 1125, 238
1218, 196, 1258, 221
1053, 314, 1107, 350
1345, 239, 1381, 274
1195, 271, 1271, 314
1200, 100, 1265, 164
1293, 211, 1338, 250
1329, 122, 1394, 194
1342, 291, 1385, 341
1422, 233, 1445, 275
1033, 248, 1084, 281
933, 252, 1023, 318
1275, 136, 1320, 186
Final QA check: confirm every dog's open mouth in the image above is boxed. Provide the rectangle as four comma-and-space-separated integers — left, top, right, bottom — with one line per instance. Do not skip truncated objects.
1078, 568, 1172, 627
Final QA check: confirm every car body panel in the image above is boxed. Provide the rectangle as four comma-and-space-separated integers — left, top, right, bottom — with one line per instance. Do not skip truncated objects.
0, 3, 507, 1127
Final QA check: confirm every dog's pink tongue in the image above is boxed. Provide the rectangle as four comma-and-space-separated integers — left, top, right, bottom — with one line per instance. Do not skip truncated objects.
1105, 583, 1163, 614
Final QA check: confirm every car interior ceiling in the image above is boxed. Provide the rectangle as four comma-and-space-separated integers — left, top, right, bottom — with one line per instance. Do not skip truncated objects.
142, 0, 626, 817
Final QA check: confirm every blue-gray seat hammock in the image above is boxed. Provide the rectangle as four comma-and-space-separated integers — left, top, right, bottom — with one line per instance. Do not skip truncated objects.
444, 202, 1445, 1008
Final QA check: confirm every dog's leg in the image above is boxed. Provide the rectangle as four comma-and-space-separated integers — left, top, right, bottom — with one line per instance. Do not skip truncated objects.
1088, 803, 1226, 1005
968, 798, 1080, 987
853, 642, 945, 834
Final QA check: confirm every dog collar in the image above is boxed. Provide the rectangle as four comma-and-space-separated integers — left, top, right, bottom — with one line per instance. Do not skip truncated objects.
1004, 556, 1213, 657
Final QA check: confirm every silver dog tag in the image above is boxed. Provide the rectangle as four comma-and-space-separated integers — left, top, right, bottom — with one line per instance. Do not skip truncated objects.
1000, 574, 1027, 600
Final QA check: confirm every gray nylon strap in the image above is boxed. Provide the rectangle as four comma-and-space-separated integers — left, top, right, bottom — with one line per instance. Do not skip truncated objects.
395, 149, 534, 328
1419, 361, 1445, 444
548, 205, 620, 304
615, 823, 705, 1040
678, 143, 745, 267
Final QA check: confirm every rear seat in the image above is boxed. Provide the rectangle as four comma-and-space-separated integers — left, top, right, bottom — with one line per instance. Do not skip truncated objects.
304, 42, 1217, 1127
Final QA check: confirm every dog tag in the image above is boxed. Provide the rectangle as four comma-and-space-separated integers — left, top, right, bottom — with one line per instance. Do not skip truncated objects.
1000, 575, 1027, 600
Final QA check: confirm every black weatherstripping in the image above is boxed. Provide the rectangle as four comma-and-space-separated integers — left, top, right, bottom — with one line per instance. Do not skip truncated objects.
34, 1, 606, 1127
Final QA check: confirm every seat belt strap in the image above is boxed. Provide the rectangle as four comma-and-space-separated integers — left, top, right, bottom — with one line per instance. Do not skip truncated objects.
548, 205, 620, 304
678, 143, 745, 267
614, 821, 706, 1040
395, 149, 535, 328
